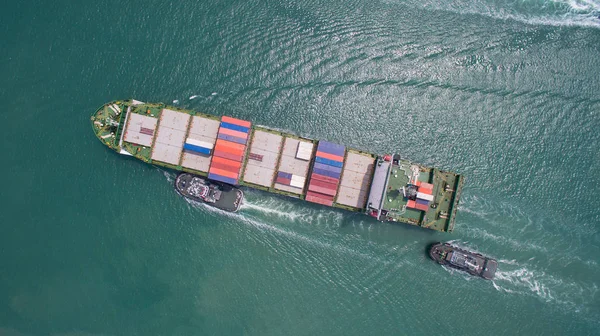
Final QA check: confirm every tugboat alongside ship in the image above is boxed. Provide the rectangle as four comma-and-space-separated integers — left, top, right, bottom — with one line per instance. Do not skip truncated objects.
175, 173, 243, 212
90, 99, 464, 232
429, 242, 498, 280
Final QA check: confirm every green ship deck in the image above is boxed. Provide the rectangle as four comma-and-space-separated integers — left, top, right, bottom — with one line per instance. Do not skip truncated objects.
91, 99, 464, 232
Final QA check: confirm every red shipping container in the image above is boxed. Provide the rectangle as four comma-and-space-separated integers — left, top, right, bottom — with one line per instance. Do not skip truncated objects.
275, 177, 291, 185
309, 178, 338, 190
407, 200, 417, 208
213, 150, 243, 162
308, 184, 337, 197
210, 161, 240, 174
222, 116, 252, 128
419, 187, 433, 195
305, 190, 334, 201
305, 194, 334, 207
211, 155, 242, 169
421, 182, 434, 189
310, 173, 339, 185
415, 203, 429, 212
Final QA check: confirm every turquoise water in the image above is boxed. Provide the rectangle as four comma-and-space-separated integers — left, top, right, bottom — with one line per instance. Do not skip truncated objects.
1, 0, 599, 335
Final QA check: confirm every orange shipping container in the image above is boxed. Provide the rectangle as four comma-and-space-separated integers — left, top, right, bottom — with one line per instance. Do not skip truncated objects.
316, 151, 344, 163
215, 139, 245, 152
211, 155, 242, 169
214, 142, 244, 156
221, 116, 252, 128
210, 161, 240, 174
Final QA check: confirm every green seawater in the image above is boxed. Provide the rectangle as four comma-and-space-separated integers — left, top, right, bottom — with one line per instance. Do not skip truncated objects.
1, 0, 599, 335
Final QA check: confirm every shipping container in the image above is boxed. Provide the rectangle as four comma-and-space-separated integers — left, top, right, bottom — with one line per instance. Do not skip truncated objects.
208, 173, 237, 185
310, 173, 340, 185
220, 121, 249, 133
218, 127, 249, 139
419, 187, 433, 195
183, 143, 211, 155
317, 141, 345, 157
291, 175, 306, 185
211, 155, 242, 169
315, 157, 344, 168
313, 162, 343, 174
275, 176, 291, 185
308, 184, 337, 197
217, 133, 247, 145
210, 161, 240, 174
209, 167, 239, 179
277, 171, 293, 179
309, 178, 338, 190
305, 190, 335, 201
212, 150, 243, 162
215, 139, 246, 152
316, 151, 344, 163
312, 167, 341, 179
416, 198, 429, 206
407, 200, 417, 208
186, 138, 214, 149
289, 179, 305, 189
248, 153, 263, 161
416, 192, 434, 202
415, 203, 429, 212
305, 194, 334, 207
214, 142, 245, 156
221, 116, 252, 128
420, 182, 434, 190
295, 142, 313, 161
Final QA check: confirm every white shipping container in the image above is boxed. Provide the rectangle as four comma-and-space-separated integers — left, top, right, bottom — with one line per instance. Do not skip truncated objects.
291, 175, 306, 184
290, 179, 305, 189
416, 192, 434, 202
186, 138, 214, 149
295, 142, 313, 160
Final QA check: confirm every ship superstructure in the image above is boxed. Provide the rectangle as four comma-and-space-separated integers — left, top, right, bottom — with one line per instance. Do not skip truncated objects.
91, 100, 464, 232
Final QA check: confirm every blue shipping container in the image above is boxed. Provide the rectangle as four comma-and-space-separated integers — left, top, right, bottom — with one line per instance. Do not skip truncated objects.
217, 133, 247, 145
220, 122, 249, 133
183, 143, 211, 155
317, 141, 345, 157
416, 198, 429, 206
315, 157, 344, 168
313, 162, 343, 174
312, 167, 341, 179
277, 171, 293, 179
208, 173, 238, 185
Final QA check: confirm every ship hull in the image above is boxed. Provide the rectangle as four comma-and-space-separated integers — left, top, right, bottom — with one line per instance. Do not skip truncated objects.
175, 173, 243, 212
91, 99, 465, 232
429, 242, 497, 280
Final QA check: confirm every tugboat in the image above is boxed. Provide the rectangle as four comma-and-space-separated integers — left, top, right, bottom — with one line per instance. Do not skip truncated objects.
175, 173, 243, 212
429, 242, 497, 280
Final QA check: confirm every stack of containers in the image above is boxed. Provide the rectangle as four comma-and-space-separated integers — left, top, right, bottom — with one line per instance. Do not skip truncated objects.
306, 141, 345, 206
183, 138, 213, 155
407, 181, 434, 212
208, 116, 251, 185
275, 171, 306, 189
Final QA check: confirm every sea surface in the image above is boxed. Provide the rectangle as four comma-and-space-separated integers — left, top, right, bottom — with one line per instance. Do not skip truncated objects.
1, 0, 599, 335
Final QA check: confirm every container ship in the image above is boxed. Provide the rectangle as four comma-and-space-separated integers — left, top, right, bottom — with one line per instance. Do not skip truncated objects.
91, 100, 464, 232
